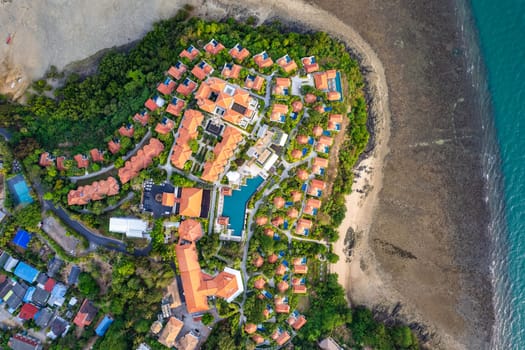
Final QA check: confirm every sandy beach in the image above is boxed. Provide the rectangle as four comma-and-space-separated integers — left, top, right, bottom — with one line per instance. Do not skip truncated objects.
0, 0, 492, 349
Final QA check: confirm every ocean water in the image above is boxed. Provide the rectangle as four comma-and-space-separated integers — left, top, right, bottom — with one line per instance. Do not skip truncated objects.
464, 0, 525, 348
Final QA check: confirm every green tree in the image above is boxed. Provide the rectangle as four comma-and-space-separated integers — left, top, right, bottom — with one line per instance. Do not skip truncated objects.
78, 272, 100, 297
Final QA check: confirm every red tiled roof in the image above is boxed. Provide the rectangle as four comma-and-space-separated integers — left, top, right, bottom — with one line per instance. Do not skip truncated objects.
108, 140, 121, 154
277, 54, 298, 73
221, 63, 242, 79
221, 187, 233, 196
256, 216, 268, 226
252, 335, 265, 345
168, 62, 187, 80
118, 125, 135, 137
19, 303, 39, 320
292, 100, 303, 112
305, 93, 317, 104
268, 254, 278, 264
293, 285, 308, 294
201, 126, 243, 182
272, 216, 284, 227
291, 149, 302, 159
204, 39, 225, 55
254, 278, 265, 290
179, 187, 204, 218
89, 149, 104, 163
43, 278, 56, 292
133, 112, 150, 126
328, 114, 344, 131
287, 207, 299, 219
67, 177, 119, 206
277, 280, 289, 292
297, 169, 309, 181
74, 154, 89, 169
180, 46, 200, 61
288, 315, 307, 330
157, 78, 177, 95
296, 135, 309, 144
245, 323, 257, 334
155, 118, 175, 135
118, 138, 164, 184
276, 264, 287, 276
271, 330, 291, 345
176, 78, 198, 96
313, 125, 324, 137
57, 156, 66, 171
244, 75, 264, 91
254, 51, 274, 69
73, 299, 98, 327
145, 98, 159, 111
264, 228, 274, 237
253, 255, 264, 268
327, 91, 341, 101
191, 61, 214, 81
166, 98, 186, 117
314, 72, 329, 90
290, 190, 302, 202
296, 218, 313, 236
229, 44, 250, 61
39, 152, 53, 167
273, 196, 285, 209
179, 219, 203, 242
301, 56, 320, 73
304, 198, 322, 215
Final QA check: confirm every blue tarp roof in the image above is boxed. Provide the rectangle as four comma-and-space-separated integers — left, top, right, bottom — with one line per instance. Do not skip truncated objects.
95, 315, 114, 336
12, 230, 32, 249
14, 262, 40, 283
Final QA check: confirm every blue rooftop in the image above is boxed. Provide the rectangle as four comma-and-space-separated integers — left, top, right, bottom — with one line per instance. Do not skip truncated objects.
95, 315, 114, 336
23, 286, 35, 303
14, 262, 40, 283
188, 45, 194, 52
262, 52, 268, 59
12, 229, 32, 249
163, 77, 171, 85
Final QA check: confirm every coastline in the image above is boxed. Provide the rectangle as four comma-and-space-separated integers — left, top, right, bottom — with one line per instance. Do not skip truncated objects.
0, 0, 492, 349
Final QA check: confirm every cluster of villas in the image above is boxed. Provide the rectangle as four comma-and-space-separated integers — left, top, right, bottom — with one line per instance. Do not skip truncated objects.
34, 38, 346, 348
0, 233, 113, 349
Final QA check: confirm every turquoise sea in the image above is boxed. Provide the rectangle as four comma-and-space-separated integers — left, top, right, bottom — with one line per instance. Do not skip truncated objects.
467, 0, 525, 347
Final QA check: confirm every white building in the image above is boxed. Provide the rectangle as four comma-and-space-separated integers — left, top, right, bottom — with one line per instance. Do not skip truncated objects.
109, 217, 149, 239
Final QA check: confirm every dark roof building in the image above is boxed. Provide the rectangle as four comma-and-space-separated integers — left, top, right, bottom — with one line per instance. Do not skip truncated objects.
31, 287, 50, 307
67, 265, 80, 285
34, 308, 54, 328
47, 256, 63, 277
73, 299, 98, 327
47, 316, 69, 340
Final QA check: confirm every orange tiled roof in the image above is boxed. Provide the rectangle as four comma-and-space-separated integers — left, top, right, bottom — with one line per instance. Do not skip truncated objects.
328, 114, 343, 131
301, 56, 320, 73
275, 304, 290, 315
270, 103, 288, 122
304, 198, 322, 215
296, 218, 313, 236
89, 149, 104, 163
195, 77, 256, 125
73, 299, 98, 327
313, 157, 329, 172
276, 264, 287, 276
296, 135, 309, 144
108, 139, 121, 154
293, 285, 308, 294
221, 187, 233, 196
177, 78, 198, 96
170, 109, 203, 169
275, 77, 291, 88
201, 126, 243, 182
244, 74, 264, 91
277, 54, 298, 73
287, 208, 299, 219
157, 78, 177, 95
133, 111, 150, 126
74, 154, 89, 169
277, 280, 289, 292
313, 125, 324, 137
272, 216, 284, 227
288, 315, 307, 330
264, 228, 274, 237
291, 149, 302, 159
171, 144, 192, 169
268, 254, 278, 264
314, 72, 329, 90
204, 39, 225, 55
221, 63, 242, 79
118, 125, 134, 138
292, 100, 303, 112
245, 323, 257, 334
166, 97, 186, 117
145, 98, 159, 111
253, 51, 273, 69
179, 188, 203, 217
305, 93, 317, 104
39, 152, 54, 167
67, 177, 119, 206
253, 255, 264, 268
191, 61, 214, 81
254, 278, 265, 290
229, 44, 250, 61
180, 45, 200, 61
297, 169, 309, 181
327, 91, 341, 101
155, 118, 175, 135
273, 196, 285, 209
118, 138, 164, 184
290, 190, 302, 202
217, 216, 229, 226
168, 61, 187, 80
158, 317, 184, 348
272, 330, 291, 345
179, 219, 203, 242
252, 335, 265, 345
256, 216, 268, 226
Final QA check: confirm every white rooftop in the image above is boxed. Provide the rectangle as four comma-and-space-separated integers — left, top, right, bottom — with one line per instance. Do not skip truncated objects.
223, 267, 244, 303
109, 217, 148, 238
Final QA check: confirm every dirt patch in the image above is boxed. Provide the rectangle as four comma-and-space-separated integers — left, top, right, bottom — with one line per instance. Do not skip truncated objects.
42, 216, 80, 255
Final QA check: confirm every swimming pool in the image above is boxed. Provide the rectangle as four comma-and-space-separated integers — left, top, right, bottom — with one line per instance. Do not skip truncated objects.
334, 71, 343, 101
7, 175, 33, 206
222, 176, 264, 237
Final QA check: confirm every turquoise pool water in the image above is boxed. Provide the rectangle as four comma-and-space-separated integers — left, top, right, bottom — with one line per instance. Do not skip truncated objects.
222, 176, 264, 236
334, 71, 343, 101
7, 175, 33, 206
